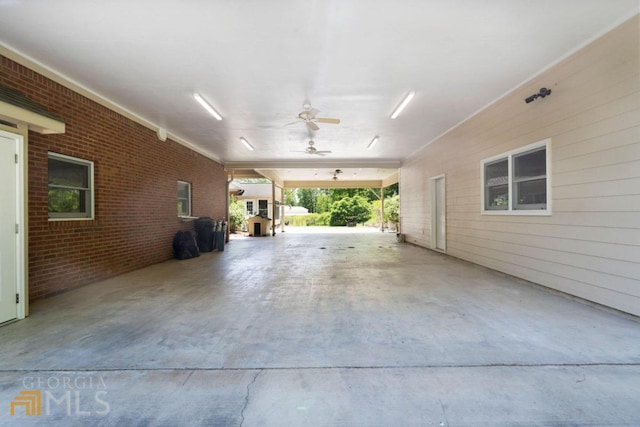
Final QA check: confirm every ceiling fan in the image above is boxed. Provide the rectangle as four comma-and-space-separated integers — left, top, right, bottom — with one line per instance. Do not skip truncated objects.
291, 140, 332, 156
286, 103, 340, 131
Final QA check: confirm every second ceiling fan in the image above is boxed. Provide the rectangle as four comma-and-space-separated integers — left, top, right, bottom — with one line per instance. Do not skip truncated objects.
286, 103, 340, 131
292, 140, 332, 156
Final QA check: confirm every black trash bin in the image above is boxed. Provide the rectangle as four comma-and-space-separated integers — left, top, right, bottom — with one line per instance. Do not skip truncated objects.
172, 230, 200, 260
194, 217, 215, 252
214, 221, 227, 251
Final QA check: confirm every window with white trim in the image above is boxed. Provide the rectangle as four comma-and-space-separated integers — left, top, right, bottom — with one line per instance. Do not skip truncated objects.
258, 200, 268, 218
48, 152, 94, 220
177, 181, 191, 217
481, 139, 551, 214
246, 200, 254, 216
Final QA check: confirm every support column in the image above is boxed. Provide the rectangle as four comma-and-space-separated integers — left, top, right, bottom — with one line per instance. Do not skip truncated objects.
271, 181, 276, 236
380, 186, 385, 232
280, 186, 286, 232
226, 171, 233, 242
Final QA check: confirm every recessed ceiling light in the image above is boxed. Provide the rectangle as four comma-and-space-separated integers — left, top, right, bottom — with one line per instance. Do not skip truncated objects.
240, 137, 254, 151
367, 136, 379, 149
193, 93, 222, 120
390, 91, 415, 119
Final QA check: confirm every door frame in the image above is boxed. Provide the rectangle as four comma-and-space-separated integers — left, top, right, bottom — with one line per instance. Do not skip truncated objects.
0, 128, 26, 321
430, 174, 446, 253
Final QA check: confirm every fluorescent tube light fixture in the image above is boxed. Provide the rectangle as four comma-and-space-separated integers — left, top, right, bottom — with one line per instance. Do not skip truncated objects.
367, 136, 379, 150
193, 93, 222, 120
240, 137, 254, 151
390, 91, 415, 119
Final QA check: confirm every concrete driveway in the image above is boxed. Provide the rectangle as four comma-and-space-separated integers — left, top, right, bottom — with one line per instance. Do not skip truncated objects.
1, 230, 639, 426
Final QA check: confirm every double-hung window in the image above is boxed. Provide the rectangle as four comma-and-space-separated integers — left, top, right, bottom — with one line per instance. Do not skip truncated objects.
177, 181, 191, 217
258, 200, 268, 218
481, 139, 551, 215
48, 152, 94, 220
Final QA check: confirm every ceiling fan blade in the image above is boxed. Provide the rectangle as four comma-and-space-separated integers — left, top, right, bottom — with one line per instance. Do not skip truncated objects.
314, 118, 340, 124
308, 108, 320, 118
284, 121, 301, 126
315, 150, 332, 154
306, 121, 320, 131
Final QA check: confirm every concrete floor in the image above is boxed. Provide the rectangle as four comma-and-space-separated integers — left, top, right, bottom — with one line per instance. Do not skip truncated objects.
1, 228, 639, 426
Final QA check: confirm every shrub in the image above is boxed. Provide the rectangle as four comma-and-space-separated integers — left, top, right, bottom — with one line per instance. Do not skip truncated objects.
287, 213, 331, 226
329, 196, 372, 226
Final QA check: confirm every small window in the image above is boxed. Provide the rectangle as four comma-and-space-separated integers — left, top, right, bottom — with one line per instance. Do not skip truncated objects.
481, 139, 551, 215
246, 201, 254, 216
258, 200, 268, 218
177, 181, 191, 217
48, 153, 94, 220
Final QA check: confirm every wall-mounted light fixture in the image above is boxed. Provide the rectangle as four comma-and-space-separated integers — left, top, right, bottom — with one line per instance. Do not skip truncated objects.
240, 137, 254, 151
193, 93, 222, 120
390, 91, 415, 119
525, 87, 552, 104
367, 136, 379, 150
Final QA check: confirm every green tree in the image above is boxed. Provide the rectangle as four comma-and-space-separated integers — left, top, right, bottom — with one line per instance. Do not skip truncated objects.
384, 194, 400, 230
284, 188, 296, 206
384, 183, 399, 199
228, 196, 246, 233
329, 195, 372, 226
297, 188, 317, 212
316, 191, 332, 213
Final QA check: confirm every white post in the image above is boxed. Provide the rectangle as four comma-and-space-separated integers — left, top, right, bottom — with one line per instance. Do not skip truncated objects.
271, 181, 276, 236
380, 186, 385, 232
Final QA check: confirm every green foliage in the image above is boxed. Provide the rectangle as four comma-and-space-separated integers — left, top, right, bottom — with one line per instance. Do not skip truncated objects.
48, 189, 81, 213
315, 192, 332, 213
384, 194, 400, 228
284, 188, 296, 206
384, 183, 399, 199
329, 195, 372, 226
369, 199, 383, 225
228, 196, 246, 233
288, 212, 331, 227
297, 188, 316, 212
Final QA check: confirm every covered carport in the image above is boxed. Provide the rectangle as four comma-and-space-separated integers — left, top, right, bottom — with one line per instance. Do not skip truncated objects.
0, 1, 638, 425
226, 160, 400, 235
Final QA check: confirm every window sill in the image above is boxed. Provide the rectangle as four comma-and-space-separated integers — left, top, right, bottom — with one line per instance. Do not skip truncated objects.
481, 210, 551, 216
178, 215, 199, 222
48, 217, 95, 222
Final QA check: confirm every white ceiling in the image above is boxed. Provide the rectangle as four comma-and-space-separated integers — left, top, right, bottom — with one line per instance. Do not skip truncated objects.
0, 0, 637, 184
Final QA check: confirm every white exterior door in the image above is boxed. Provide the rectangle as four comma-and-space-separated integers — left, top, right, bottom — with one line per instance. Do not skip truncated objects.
0, 132, 19, 323
431, 175, 446, 252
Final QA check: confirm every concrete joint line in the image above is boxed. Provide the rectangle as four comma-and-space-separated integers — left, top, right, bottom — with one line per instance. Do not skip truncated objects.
239, 369, 262, 427
1, 362, 639, 374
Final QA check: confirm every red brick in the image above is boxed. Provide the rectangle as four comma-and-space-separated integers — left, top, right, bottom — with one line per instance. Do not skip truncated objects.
1, 55, 228, 302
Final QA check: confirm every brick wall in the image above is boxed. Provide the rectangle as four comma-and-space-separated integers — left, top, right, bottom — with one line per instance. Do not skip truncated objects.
1, 55, 228, 301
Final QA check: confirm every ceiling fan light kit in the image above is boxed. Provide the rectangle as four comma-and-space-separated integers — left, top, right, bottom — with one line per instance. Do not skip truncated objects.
292, 139, 332, 156
193, 93, 222, 120
390, 91, 415, 119
286, 104, 341, 131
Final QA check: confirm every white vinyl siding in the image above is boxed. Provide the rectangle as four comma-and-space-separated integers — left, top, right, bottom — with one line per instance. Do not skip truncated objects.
399, 16, 640, 316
